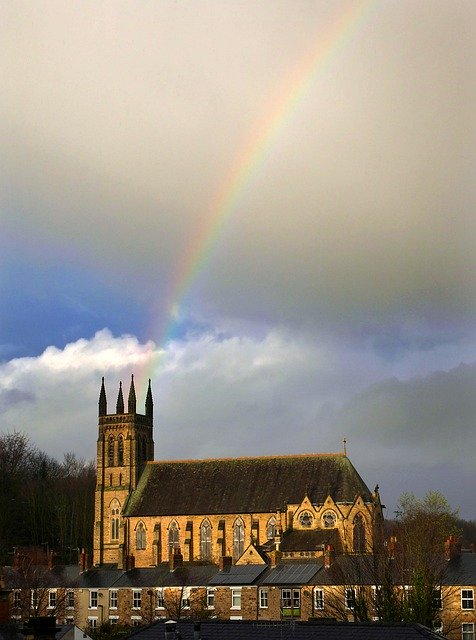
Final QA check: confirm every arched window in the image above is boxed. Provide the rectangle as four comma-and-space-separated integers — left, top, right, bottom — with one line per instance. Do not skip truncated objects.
267, 517, 276, 540
117, 435, 124, 466
141, 437, 147, 462
200, 520, 212, 560
233, 519, 245, 559
353, 514, 366, 552
168, 521, 179, 555
108, 435, 115, 466
136, 522, 146, 550
110, 500, 120, 541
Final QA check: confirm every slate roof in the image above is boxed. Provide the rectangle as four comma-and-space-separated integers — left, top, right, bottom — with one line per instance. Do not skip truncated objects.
445, 552, 476, 585
259, 562, 322, 585
113, 564, 218, 588
122, 619, 448, 640
208, 564, 267, 585
279, 529, 340, 552
124, 454, 373, 517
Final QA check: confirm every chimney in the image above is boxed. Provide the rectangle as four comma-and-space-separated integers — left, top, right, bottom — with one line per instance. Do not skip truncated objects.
269, 550, 282, 568
193, 622, 201, 640
219, 556, 233, 571
445, 536, 462, 561
169, 547, 183, 571
47, 551, 57, 570
79, 549, 87, 572
126, 554, 136, 571
0, 572, 11, 624
387, 536, 397, 560
165, 620, 177, 640
324, 544, 334, 569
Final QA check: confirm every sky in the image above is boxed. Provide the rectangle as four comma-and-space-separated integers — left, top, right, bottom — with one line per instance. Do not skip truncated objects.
2, 0, 475, 519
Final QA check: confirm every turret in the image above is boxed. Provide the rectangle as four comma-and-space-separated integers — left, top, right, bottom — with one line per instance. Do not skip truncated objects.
98, 377, 107, 416
116, 381, 124, 413
145, 378, 153, 418
128, 374, 136, 413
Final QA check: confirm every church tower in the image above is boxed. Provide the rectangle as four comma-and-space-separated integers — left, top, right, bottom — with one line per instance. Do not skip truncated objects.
93, 376, 154, 566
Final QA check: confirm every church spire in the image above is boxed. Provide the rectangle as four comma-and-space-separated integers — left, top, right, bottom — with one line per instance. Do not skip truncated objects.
128, 374, 136, 413
116, 381, 124, 414
145, 379, 153, 418
98, 377, 107, 416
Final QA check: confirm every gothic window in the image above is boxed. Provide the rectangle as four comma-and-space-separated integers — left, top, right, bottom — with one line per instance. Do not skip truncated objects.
267, 517, 277, 540
136, 522, 146, 550
353, 514, 366, 552
322, 510, 337, 528
110, 500, 120, 541
108, 435, 115, 466
200, 520, 212, 560
141, 438, 147, 462
233, 518, 245, 559
168, 521, 179, 555
117, 435, 124, 466
298, 511, 313, 528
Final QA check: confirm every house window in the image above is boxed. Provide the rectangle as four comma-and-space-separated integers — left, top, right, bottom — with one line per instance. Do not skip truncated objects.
462, 590, 474, 610
65, 617, 74, 625
231, 588, 242, 609
31, 591, 38, 610
136, 522, 146, 550
131, 616, 142, 627
132, 590, 142, 609
259, 588, 268, 609
89, 590, 98, 609
345, 588, 356, 610
353, 514, 366, 552
109, 590, 118, 609
181, 587, 191, 609
48, 591, 57, 609
267, 517, 276, 540
462, 623, 475, 640
314, 588, 324, 610
168, 521, 179, 555
281, 589, 300, 616
200, 520, 212, 560
108, 435, 115, 466
13, 591, 21, 609
88, 617, 98, 629
156, 588, 164, 609
206, 588, 215, 609
433, 588, 442, 610
233, 519, 245, 559
66, 591, 74, 608
109, 616, 119, 625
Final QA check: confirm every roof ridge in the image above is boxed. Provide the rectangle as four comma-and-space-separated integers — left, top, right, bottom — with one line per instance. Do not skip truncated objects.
149, 452, 345, 465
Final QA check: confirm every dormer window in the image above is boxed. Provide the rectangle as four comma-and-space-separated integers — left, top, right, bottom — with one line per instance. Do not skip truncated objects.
298, 511, 313, 527
322, 510, 337, 528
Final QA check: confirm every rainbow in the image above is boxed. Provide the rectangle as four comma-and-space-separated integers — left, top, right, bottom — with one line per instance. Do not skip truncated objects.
138, 0, 377, 387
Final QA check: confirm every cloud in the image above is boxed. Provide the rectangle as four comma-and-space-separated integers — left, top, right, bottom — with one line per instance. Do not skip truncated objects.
0, 329, 473, 516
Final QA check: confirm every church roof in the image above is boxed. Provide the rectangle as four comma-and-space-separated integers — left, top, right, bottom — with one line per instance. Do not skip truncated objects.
124, 453, 373, 517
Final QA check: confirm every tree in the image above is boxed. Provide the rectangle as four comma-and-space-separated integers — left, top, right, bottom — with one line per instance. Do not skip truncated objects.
312, 491, 461, 632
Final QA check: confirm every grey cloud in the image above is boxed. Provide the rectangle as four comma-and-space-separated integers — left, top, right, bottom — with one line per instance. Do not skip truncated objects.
3, 1, 475, 336
0, 388, 35, 413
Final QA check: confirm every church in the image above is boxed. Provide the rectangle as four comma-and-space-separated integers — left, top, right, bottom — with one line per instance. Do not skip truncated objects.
94, 377, 383, 568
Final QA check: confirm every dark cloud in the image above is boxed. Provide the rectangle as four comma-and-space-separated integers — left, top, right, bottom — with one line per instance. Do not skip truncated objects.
0, 388, 35, 413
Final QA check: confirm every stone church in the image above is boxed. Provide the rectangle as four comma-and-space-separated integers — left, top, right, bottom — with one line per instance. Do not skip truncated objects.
94, 377, 383, 568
